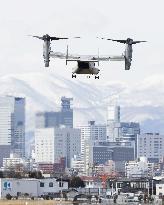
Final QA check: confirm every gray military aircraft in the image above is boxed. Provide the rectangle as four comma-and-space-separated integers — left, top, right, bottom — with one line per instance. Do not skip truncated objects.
31, 34, 80, 67
106, 38, 147, 70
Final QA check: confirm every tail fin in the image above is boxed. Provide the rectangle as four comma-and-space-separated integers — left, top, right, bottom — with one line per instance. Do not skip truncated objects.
66, 45, 68, 65
98, 48, 100, 66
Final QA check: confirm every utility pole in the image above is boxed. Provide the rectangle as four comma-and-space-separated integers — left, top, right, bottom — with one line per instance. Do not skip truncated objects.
60, 175, 63, 201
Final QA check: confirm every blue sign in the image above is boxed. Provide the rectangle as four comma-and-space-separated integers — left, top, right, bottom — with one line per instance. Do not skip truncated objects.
3, 181, 12, 190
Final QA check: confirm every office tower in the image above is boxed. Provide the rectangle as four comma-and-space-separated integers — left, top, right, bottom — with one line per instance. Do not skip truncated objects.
137, 133, 164, 163
84, 141, 135, 174
78, 121, 107, 159
119, 122, 140, 141
13, 97, 25, 158
107, 105, 120, 141
60, 97, 73, 128
107, 105, 120, 123
35, 127, 81, 168
35, 96, 73, 128
106, 105, 140, 144
0, 96, 25, 166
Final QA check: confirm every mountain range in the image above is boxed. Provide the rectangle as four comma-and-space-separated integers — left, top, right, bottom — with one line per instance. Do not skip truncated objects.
0, 72, 164, 135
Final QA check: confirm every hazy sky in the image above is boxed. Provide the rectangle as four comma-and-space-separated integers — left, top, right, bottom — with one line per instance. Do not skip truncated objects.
0, 0, 164, 84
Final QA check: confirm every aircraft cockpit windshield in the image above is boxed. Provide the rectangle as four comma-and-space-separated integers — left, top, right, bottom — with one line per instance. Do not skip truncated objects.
78, 61, 89, 69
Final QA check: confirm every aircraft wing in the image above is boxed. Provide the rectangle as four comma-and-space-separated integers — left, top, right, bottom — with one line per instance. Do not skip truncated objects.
50, 51, 125, 62
109, 55, 125, 61
50, 52, 109, 61
50, 52, 80, 59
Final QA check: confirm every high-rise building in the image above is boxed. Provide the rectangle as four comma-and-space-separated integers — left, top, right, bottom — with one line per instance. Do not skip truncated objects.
35, 127, 81, 168
106, 105, 140, 147
0, 96, 25, 166
107, 105, 120, 141
35, 97, 73, 128
137, 133, 164, 163
78, 121, 107, 159
107, 105, 120, 123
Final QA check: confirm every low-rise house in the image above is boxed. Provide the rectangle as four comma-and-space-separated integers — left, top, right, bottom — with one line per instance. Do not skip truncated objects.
0, 178, 68, 198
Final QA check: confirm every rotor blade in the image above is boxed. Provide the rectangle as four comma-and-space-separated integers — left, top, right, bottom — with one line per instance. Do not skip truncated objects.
51, 36, 81, 40
50, 37, 68, 40
107, 39, 127, 43
31, 35, 43, 40
96, 37, 106, 39
132, 40, 147, 44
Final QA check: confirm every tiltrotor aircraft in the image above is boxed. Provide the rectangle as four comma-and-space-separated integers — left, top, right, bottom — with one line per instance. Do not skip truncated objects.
105, 38, 147, 70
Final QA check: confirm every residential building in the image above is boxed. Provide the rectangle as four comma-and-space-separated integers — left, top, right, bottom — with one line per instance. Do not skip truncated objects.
2, 153, 25, 170
125, 157, 154, 178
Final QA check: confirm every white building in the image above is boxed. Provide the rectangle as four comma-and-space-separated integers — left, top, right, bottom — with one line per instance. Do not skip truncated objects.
125, 157, 154, 178
78, 121, 106, 159
0, 178, 68, 198
71, 155, 84, 175
156, 183, 164, 196
107, 105, 120, 141
137, 133, 164, 163
103, 160, 116, 175
2, 154, 25, 170
35, 127, 81, 167
0, 96, 25, 166
106, 105, 140, 144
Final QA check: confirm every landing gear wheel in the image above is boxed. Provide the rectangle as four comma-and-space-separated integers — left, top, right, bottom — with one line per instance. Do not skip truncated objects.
95, 76, 99, 79
72, 74, 77, 78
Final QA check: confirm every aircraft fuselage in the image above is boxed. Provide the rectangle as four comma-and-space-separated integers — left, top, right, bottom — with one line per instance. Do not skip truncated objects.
73, 61, 99, 75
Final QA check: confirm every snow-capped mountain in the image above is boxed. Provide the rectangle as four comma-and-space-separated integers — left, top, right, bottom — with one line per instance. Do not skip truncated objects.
0, 72, 164, 134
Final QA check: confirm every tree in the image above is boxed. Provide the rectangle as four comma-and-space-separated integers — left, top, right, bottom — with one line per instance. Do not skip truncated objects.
6, 193, 12, 200
28, 171, 43, 179
0, 171, 3, 178
69, 176, 85, 188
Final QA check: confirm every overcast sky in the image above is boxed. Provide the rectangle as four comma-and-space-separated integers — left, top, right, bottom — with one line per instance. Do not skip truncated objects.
0, 0, 164, 84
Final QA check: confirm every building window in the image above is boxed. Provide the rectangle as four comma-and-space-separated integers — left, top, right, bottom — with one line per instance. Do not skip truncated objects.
59, 182, 64, 187
40, 182, 44, 187
49, 182, 53, 187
